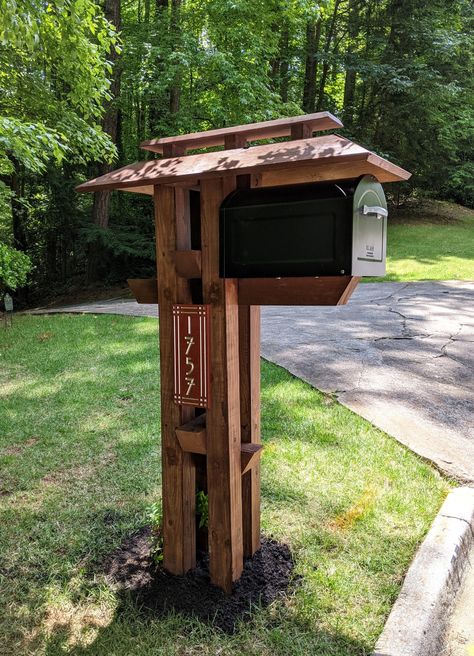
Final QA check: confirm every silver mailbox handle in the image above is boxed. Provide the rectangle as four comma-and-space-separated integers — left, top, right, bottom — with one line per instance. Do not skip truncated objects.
359, 205, 388, 219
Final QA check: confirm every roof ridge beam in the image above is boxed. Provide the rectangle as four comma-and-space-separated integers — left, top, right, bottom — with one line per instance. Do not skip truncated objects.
140, 112, 343, 156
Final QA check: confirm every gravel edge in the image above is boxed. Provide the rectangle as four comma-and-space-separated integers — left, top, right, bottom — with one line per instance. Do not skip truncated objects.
373, 487, 474, 656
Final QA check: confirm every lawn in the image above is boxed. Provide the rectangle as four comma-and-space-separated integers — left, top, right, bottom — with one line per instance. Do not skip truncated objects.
368, 200, 474, 282
0, 314, 450, 656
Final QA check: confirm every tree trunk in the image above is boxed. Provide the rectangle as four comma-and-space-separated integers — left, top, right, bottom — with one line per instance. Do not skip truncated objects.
302, 19, 322, 113
316, 0, 342, 111
88, 0, 121, 282
169, 0, 181, 118
279, 22, 290, 104
10, 167, 28, 253
343, 0, 359, 127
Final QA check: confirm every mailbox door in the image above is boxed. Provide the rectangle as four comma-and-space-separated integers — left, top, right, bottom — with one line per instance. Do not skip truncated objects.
352, 175, 388, 277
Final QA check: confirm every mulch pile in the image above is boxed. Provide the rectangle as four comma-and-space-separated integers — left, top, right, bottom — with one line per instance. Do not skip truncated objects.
104, 527, 295, 633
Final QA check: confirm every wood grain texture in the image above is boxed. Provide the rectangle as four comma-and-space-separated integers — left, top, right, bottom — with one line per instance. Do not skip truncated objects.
127, 278, 158, 304
176, 414, 207, 454
172, 250, 202, 278
254, 159, 405, 187
201, 177, 243, 592
337, 276, 361, 305
239, 305, 261, 556
141, 112, 343, 153
76, 134, 411, 194
238, 276, 360, 306
240, 443, 263, 475
154, 185, 196, 575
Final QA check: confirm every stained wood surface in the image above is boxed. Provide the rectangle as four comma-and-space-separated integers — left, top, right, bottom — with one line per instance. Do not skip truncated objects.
337, 276, 361, 305
175, 415, 263, 474
176, 414, 207, 454
127, 278, 158, 304
238, 276, 360, 306
253, 157, 407, 187
239, 305, 261, 556
154, 185, 196, 575
141, 112, 342, 154
240, 443, 263, 475
127, 275, 360, 306
201, 177, 243, 592
76, 135, 411, 194
172, 250, 202, 278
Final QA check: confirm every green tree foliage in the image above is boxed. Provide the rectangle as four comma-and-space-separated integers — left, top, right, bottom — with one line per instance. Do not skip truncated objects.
0, 0, 118, 294
0, 243, 31, 293
0, 0, 472, 298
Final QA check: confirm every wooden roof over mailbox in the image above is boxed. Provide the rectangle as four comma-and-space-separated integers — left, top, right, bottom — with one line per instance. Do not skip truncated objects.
76, 113, 410, 195
75, 112, 412, 595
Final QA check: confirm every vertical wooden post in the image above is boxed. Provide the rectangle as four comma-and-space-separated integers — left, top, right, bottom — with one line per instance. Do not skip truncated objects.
201, 177, 243, 592
290, 123, 312, 140
222, 136, 262, 559
239, 305, 261, 556
155, 184, 196, 574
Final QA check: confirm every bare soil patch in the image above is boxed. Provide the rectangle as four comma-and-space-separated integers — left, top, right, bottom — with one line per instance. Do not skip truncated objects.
104, 527, 296, 633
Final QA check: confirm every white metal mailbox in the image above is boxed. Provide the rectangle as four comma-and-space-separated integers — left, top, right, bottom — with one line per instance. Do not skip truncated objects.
352, 175, 388, 277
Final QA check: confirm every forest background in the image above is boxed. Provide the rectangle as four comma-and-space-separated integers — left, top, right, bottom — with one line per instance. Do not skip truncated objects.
0, 0, 473, 301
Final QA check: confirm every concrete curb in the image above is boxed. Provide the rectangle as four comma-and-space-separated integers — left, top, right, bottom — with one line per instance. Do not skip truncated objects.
374, 487, 474, 656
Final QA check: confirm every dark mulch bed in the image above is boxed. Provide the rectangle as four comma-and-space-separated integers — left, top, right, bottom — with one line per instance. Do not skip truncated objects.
104, 527, 296, 633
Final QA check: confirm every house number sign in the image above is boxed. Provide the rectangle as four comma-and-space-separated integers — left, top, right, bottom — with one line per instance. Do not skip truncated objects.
172, 304, 211, 408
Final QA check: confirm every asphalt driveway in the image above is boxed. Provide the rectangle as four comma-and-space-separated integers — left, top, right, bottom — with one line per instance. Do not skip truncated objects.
262, 281, 474, 483
31, 280, 474, 482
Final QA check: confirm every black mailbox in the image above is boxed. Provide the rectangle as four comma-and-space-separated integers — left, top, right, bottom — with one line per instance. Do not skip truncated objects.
220, 175, 388, 278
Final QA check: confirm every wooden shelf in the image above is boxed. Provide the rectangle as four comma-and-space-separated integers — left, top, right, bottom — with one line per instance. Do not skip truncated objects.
238, 275, 360, 306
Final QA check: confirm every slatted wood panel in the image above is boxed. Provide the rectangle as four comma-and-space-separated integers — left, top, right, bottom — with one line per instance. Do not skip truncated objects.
154, 185, 196, 574
201, 177, 243, 592
141, 112, 342, 154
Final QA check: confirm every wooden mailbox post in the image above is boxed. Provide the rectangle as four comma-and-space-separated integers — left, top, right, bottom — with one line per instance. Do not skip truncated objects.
77, 112, 410, 592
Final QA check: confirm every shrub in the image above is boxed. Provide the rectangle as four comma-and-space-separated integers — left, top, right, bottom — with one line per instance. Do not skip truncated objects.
0, 243, 31, 294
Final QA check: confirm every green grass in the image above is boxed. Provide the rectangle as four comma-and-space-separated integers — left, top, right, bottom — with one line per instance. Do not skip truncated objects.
0, 315, 450, 656
367, 200, 474, 282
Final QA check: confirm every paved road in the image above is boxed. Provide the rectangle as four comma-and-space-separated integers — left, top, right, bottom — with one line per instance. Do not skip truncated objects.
31, 280, 474, 482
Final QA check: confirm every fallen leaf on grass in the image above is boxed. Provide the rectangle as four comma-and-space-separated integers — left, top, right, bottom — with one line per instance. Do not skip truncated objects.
37, 332, 54, 342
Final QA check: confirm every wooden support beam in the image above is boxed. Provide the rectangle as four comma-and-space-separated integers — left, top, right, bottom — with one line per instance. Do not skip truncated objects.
127, 278, 158, 304
240, 443, 263, 475
172, 250, 202, 278
154, 185, 196, 575
127, 275, 360, 307
201, 177, 243, 592
239, 304, 261, 556
253, 159, 401, 188
141, 112, 343, 154
176, 414, 207, 454
238, 276, 359, 306
175, 415, 263, 474
290, 123, 312, 140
